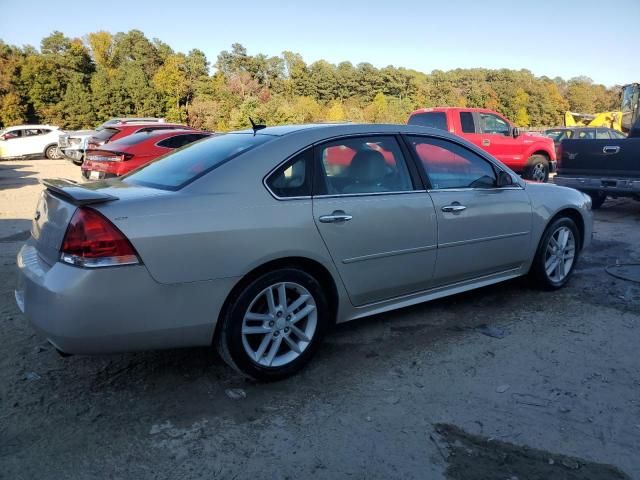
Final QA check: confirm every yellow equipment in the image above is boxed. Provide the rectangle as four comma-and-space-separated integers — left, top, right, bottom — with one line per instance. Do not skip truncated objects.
564, 111, 623, 131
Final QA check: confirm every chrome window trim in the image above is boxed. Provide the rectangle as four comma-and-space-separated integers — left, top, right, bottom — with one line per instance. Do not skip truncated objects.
426, 186, 524, 193
313, 190, 427, 199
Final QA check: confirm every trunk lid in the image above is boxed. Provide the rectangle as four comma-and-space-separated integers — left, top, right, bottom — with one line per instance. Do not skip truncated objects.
32, 178, 166, 266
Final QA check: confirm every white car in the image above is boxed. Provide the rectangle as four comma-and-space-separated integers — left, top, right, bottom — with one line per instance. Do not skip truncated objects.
0, 125, 63, 160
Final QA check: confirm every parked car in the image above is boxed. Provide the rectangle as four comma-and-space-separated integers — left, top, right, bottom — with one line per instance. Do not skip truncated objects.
554, 83, 640, 209
16, 123, 592, 381
82, 129, 212, 180
59, 118, 166, 165
545, 127, 626, 143
545, 127, 626, 159
0, 125, 63, 160
408, 107, 557, 182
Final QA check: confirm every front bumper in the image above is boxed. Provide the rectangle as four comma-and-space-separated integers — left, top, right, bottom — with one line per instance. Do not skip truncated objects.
549, 160, 557, 173
15, 241, 239, 355
554, 176, 640, 196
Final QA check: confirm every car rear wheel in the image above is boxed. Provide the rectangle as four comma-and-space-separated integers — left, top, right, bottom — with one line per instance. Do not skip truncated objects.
216, 268, 329, 381
523, 155, 549, 182
530, 217, 580, 290
588, 192, 606, 210
44, 144, 62, 160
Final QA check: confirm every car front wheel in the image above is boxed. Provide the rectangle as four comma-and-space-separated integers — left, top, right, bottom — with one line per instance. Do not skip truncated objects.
530, 217, 580, 289
216, 268, 330, 381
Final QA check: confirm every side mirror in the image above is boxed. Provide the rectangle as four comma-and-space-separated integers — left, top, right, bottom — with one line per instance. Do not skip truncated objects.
497, 171, 514, 187
512, 127, 521, 138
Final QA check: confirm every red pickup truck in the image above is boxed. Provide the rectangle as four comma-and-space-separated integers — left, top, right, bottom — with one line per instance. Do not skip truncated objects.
408, 107, 556, 182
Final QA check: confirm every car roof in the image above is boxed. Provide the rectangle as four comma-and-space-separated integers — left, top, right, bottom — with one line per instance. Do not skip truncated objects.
232, 122, 454, 138
109, 122, 187, 128
409, 107, 500, 115
6, 124, 59, 130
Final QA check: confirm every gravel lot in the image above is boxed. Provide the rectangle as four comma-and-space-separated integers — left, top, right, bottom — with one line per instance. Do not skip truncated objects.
1, 159, 639, 479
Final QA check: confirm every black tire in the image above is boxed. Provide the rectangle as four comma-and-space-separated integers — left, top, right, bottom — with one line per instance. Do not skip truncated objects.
44, 144, 61, 160
530, 217, 581, 290
588, 192, 606, 210
523, 154, 549, 182
216, 268, 330, 381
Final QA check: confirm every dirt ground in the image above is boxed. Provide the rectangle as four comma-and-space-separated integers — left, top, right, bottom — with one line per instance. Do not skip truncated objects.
1, 159, 639, 480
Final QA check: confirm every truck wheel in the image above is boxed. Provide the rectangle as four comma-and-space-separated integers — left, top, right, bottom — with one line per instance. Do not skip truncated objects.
588, 192, 606, 210
523, 155, 549, 182
44, 144, 62, 160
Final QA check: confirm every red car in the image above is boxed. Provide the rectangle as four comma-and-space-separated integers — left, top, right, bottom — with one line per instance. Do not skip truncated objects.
82, 129, 212, 180
87, 121, 195, 149
408, 107, 556, 182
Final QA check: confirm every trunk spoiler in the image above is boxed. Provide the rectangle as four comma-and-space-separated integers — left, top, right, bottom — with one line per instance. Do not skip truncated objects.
42, 178, 119, 206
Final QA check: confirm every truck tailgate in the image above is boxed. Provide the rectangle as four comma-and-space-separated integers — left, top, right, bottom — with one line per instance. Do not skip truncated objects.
559, 138, 640, 177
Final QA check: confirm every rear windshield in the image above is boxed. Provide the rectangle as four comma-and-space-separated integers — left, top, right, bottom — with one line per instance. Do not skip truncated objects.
123, 133, 273, 190
92, 127, 119, 142
111, 131, 182, 147
408, 112, 448, 130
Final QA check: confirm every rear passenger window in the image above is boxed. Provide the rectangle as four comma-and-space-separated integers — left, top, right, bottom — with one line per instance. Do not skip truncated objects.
266, 149, 312, 198
459, 112, 475, 133
316, 136, 413, 195
407, 112, 447, 130
595, 129, 610, 139
407, 136, 496, 190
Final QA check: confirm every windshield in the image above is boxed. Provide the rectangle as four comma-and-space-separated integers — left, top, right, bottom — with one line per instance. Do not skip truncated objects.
123, 133, 273, 190
92, 128, 119, 142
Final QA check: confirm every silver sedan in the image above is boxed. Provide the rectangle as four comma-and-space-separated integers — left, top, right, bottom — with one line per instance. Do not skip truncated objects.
16, 124, 593, 380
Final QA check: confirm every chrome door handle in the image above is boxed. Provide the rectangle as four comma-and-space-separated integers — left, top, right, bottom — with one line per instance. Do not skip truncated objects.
442, 204, 467, 213
319, 211, 353, 223
603, 146, 620, 154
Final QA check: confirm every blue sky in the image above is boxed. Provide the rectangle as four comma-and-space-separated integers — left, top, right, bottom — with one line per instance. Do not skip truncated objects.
1, 0, 638, 86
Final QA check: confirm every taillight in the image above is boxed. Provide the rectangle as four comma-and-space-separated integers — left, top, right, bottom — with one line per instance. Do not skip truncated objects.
86, 151, 132, 162
60, 208, 140, 268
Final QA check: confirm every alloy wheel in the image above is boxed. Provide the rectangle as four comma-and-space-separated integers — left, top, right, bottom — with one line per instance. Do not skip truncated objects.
241, 282, 317, 367
544, 226, 575, 283
532, 163, 546, 182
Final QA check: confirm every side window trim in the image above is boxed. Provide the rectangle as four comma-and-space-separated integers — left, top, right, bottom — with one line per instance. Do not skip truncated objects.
312, 134, 419, 198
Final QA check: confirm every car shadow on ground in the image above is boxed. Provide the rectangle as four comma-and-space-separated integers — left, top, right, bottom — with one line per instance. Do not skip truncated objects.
0, 219, 32, 242
0, 163, 38, 191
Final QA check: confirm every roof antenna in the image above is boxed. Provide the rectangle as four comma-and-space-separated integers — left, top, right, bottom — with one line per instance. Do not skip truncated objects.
249, 117, 266, 134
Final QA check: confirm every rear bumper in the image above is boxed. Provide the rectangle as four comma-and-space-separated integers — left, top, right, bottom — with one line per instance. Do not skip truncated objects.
554, 176, 640, 195
62, 148, 84, 162
81, 169, 117, 180
15, 241, 239, 355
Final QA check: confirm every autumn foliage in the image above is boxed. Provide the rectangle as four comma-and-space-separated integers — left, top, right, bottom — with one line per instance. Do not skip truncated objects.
0, 31, 621, 130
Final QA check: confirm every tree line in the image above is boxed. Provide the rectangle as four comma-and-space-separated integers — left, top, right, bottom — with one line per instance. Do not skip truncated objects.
0, 30, 622, 131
